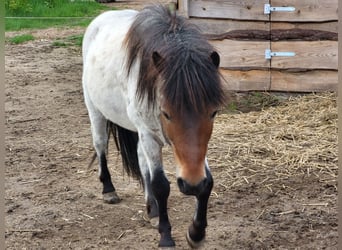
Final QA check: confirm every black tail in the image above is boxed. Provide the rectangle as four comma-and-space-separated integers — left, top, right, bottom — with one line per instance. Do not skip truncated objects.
107, 121, 143, 184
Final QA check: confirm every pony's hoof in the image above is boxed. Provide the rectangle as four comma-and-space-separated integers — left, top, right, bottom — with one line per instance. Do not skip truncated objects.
150, 216, 159, 228
103, 191, 121, 204
143, 213, 159, 228
158, 238, 176, 249
186, 230, 205, 249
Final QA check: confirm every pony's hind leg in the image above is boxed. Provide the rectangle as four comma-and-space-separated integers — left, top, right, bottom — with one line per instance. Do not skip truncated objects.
98, 150, 121, 204
85, 99, 120, 204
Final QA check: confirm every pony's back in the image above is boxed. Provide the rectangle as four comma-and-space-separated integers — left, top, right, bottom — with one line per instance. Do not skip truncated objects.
82, 10, 138, 62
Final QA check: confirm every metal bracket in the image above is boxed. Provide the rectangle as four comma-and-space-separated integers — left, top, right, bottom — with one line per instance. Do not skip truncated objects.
264, 4, 295, 14
265, 49, 295, 59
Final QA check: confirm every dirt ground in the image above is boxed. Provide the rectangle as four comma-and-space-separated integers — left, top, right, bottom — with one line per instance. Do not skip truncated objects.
5, 1, 337, 249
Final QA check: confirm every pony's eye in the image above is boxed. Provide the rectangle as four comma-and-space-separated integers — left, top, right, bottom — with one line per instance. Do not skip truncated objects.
210, 111, 218, 119
162, 111, 171, 121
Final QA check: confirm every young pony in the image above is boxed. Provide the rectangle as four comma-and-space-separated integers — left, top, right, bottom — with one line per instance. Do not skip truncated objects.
82, 4, 225, 248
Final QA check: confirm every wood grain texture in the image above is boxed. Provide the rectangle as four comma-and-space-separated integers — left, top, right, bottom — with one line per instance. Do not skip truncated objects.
189, 18, 269, 35
220, 69, 337, 92
270, 0, 338, 22
271, 41, 337, 70
187, 18, 338, 36
271, 22, 338, 33
210, 40, 270, 69
177, 0, 189, 17
211, 40, 338, 70
220, 69, 270, 91
271, 70, 337, 91
185, 0, 338, 22
188, 0, 268, 21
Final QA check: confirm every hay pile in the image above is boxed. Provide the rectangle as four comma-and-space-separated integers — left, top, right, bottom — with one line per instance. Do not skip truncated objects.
210, 93, 337, 191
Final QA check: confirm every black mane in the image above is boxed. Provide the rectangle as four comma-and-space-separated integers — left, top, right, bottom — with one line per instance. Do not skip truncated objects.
124, 4, 225, 113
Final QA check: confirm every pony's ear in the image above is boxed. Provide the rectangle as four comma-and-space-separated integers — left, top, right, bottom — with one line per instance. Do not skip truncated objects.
152, 51, 164, 69
210, 51, 220, 68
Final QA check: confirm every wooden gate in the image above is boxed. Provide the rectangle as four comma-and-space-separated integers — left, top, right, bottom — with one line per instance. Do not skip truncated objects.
177, 0, 338, 92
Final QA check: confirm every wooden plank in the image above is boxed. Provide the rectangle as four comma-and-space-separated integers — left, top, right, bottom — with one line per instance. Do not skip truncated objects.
270, 0, 338, 22
220, 69, 270, 91
210, 40, 270, 69
189, 19, 269, 35
177, 0, 189, 17
271, 41, 337, 70
271, 70, 337, 92
188, 0, 268, 21
188, 19, 337, 41
271, 22, 338, 33
220, 69, 337, 92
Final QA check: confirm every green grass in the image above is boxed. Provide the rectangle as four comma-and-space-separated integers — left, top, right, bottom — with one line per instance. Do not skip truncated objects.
8, 33, 35, 44
52, 34, 83, 47
5, 0, 114, 31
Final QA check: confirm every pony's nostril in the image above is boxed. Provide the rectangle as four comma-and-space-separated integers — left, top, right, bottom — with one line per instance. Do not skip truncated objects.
177, 178, 191, 194
177, 178, 186, 191
177, 178, 208, 196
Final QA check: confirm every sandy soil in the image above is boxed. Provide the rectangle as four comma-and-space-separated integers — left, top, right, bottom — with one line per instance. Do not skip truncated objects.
5, 1, 337, 249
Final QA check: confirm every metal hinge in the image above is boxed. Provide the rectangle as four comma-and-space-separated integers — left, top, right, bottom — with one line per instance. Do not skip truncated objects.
264, 4, 295, 14
265, 49, 295, 59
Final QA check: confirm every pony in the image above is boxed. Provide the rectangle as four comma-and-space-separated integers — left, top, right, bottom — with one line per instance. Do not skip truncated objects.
82, 4, 225, 248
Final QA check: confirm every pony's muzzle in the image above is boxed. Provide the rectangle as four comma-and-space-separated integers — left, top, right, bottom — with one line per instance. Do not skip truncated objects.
177, 177, 209, 196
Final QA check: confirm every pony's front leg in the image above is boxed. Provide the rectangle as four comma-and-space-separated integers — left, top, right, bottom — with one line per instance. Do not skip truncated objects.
138, 135, 175, 248
137, 143, 159, 227
186, 167, 213, 248
151, 168, 175, 248
84, 97, 120, 204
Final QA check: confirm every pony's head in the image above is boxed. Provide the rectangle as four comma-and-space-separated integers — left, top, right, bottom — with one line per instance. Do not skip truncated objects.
154, 50, 223, 195
125, 5, 226, 195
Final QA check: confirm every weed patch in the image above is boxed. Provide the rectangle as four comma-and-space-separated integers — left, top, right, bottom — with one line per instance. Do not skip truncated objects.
8, 34, 35, 44
52, 34, 83, 47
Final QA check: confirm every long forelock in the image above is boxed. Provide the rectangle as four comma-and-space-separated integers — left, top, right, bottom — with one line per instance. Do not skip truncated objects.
124, 5, 225, 112
161, 51, 224, 114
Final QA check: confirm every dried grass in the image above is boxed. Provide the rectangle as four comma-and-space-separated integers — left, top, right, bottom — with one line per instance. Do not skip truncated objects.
209, 92, 337, 190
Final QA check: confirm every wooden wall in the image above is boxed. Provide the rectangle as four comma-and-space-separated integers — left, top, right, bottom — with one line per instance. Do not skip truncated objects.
177, 0, 338, 92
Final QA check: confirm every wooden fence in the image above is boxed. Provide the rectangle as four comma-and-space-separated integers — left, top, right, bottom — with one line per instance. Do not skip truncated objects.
177, 0, 338, 92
